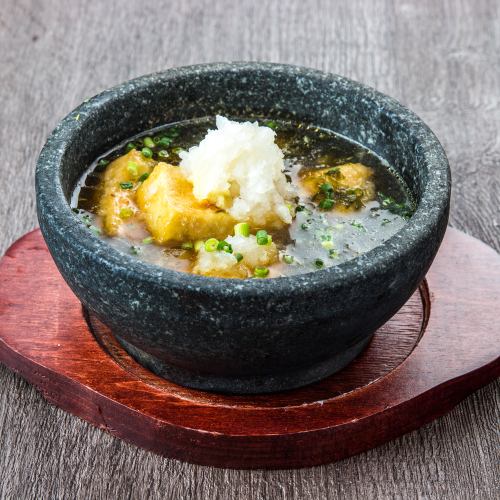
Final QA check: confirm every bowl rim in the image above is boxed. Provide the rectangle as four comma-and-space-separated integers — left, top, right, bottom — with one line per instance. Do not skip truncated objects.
36, 61, 450, 298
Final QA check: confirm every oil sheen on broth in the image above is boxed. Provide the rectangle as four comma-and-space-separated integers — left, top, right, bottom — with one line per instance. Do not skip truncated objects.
72, 117, 415, 278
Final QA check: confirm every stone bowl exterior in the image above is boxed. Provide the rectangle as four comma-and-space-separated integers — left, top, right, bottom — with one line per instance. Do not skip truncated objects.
36, 63, 450, 393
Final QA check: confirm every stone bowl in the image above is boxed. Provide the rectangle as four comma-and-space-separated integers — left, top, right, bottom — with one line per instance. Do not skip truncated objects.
35, 63, 450, 394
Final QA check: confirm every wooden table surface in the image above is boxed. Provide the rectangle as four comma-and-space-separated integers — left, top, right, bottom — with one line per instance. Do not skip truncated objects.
0, 0, 498, 498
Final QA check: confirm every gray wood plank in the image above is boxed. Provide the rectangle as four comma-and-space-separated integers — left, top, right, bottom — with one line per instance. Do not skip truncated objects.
0, 0, 498, 498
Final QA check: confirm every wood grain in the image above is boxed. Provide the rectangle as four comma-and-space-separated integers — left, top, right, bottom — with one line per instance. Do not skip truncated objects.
0, 228, 498, 469
0, 0, 498, 498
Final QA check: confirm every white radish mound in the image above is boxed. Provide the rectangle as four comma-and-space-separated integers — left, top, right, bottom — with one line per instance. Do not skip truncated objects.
180, 116, 296, 228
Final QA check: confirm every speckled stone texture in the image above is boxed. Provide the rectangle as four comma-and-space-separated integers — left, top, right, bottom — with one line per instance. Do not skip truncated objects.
35, 63, 450, 393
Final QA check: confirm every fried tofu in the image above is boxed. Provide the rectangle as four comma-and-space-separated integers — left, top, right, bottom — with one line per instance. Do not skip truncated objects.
99, 150, 156, 235
136, 163, 236, 244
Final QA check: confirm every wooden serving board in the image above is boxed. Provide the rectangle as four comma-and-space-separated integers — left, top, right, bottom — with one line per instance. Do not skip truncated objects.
0, 228, 498, 469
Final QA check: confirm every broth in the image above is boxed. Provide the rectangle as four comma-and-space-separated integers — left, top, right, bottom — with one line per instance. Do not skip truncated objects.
72, 117, 415, 278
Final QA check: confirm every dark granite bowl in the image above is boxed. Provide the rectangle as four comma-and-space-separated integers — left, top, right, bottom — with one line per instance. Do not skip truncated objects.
35, 63, 450, 394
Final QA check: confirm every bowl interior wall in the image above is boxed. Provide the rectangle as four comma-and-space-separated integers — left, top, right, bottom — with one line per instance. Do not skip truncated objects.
60, 68, 426, 203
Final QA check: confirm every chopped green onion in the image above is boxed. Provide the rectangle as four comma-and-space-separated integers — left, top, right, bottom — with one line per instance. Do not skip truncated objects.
141, 147, 153, 158
157, 150, 169, 159
142, 236, 154, 244
301, 223, 309, 230
295, 205, 305, 212
130, 246, 141, 255
172, 147, 184, 155
97, 159, 109, 168
181, 241, 194, 250
153, 136, 162, 144
319, 198, 334, 210
350, 221, 366, 231
234, 222, 250, 237
158, 136, 172, 148
235, 252, 244, 262
256, 229, 271, 245
126, 142, 136, 152
264, 120, 278, 130
321, 240, 334, 250
329, 249, 339, 259
143, 136, 155, 149
81, 214, 92, 226
319, 183, 333, 193
314, 258, 324, 268
204, 238, 219, 252
138, 172, 150, 183
217, 240, 233, 253
127, 161, 138, 176
378, 192, 413, 219
194, 240, 204, 252
283, 254, 294, 264
381, 218, 391, 226
119, 207, 134, 219
165, 127, 179, 138
120, 181, 134, 190
254, 266, 269, 278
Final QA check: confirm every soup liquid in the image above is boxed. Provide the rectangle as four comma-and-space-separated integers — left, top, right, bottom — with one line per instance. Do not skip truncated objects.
72, 117, 415, 277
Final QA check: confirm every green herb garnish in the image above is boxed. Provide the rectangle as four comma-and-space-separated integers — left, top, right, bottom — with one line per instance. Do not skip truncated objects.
138, 172, 150, 183
256, 230, 271, 245
127, 162, 138, 177
165, 127, 179, 138
141, 147, 153, 159
217, 240, 233, 253
319, 198, 334, 210
234, 222, 250, 237
120, 181, 134, 190
204, 238, 219, 252
254, 266, 270, 278
264, 120, 278, 130
329, 249, 339, 259
97, 158, 109, 169
350, 221, 366, 231
378, 192, 413, 219
158, 136, 172, 148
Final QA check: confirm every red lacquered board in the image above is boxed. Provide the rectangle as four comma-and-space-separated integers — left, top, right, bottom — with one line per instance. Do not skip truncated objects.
0, 228, 498, 469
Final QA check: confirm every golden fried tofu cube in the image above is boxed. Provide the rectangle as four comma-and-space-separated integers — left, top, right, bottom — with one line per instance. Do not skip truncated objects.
136, 163, 236, 244
99, 150, 156, 235
300, 162, 375, 210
